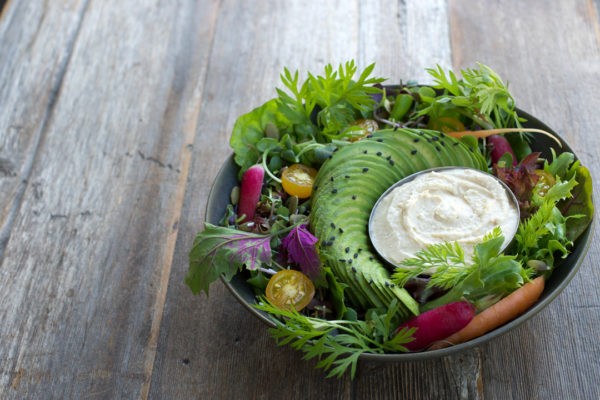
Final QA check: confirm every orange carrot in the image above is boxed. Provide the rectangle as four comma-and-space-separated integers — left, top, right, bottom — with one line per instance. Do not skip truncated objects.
428, 276, 546, 350
446, 128, 562, 147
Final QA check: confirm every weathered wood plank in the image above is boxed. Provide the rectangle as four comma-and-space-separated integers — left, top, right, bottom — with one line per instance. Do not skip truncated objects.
0, 0, 88, 259
149, 1, 359, 398
448, 0, 600, 399
152, 1, 482, 399
0, 0, 597, 399
0, 0, 212, 398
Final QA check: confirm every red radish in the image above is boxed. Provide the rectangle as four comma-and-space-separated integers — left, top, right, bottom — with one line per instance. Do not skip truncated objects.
488, 134, 517, 166
429, 276, 545, 350
238, 165, 265, 222
396, 301, 475, 351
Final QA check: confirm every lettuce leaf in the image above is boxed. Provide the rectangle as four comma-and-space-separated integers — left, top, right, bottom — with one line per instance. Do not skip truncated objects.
229, 99, 291, 175
559, 164, 594, 242
186, 223, 273, 295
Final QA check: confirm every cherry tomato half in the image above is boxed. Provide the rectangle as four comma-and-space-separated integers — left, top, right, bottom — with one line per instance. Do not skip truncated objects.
265, 269, 315, 311
281, 164, 317, 199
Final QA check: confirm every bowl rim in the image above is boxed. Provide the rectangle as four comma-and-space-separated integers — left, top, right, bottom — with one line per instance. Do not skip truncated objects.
207, 106, 595, 361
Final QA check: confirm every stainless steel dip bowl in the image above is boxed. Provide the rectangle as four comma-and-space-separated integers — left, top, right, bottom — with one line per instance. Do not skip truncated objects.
368, 166, 521, 269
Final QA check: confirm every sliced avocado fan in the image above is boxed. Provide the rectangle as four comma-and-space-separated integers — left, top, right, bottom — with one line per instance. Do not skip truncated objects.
309, 128, 488, 318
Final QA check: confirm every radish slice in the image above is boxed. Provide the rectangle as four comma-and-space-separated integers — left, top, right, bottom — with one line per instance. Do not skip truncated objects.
238, 165, 265, 222
488, 134, 517, 165
396, 301, 475, 351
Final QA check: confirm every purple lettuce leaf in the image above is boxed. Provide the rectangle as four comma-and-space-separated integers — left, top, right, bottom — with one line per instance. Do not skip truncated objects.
281, 224, 321, 279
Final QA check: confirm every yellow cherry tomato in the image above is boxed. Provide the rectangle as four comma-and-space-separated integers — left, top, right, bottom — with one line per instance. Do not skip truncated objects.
266, 270, 315, 311
428, 116, 466, 133
347, 118, 379, 142
281, 164, 317, 199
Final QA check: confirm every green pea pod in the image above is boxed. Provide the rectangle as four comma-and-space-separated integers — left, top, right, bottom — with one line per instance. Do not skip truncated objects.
281, 149, 297, 163
390, 94, 414, 120
282, 134, 294, 150
418, 86, 437, 101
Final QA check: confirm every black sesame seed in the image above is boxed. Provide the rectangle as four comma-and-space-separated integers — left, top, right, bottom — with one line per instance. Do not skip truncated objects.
345, 175, 350, 179
352, 195, 356, 200
358, 248, 362, 252
432, 136, 439, 141
369, 256, 374, 261
353, 253, 358, 259
436, 145, 441, 152
345, 247, 350, 253
348, 259, 353, 264
376, 138, 383, 142
441, 141, 446, 146
330, 176, 334, 182
338, 228, 344, 234
369, 279, 374, 284
333, 147, 339, 152
351, 267, 357, 273
362, 167, 369, 172
389, 160, 395, 166
386, 155, 392, 160
411, 149, 417, 155
330, 222, 336, 229
363, 150, 368, 154
366, 134, 373, 138
338, 259, 346, 263
413, 138, 420, 143
329, 236, 336, 242
376, 151, 382, 156
332, 188, 338, 194
453, 142, 460, 146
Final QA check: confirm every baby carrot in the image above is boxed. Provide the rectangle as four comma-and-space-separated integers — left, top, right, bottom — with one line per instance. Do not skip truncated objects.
445, 128, 562, 147
428, 276, 545, 350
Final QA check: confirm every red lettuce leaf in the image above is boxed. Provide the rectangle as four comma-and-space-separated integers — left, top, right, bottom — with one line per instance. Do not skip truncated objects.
493, 152, 541, 217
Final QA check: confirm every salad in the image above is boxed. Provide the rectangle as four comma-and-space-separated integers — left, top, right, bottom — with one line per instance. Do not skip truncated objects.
186, 61, 594, 378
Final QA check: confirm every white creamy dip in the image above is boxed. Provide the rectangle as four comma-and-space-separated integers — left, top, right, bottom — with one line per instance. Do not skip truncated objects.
369, 168, 519, 267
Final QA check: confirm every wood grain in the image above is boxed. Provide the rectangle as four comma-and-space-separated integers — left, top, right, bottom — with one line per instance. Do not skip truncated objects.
0, 0, 213, 398
0, 0, 598, 399
449, 0, 600, 399
150, 1, 482, 399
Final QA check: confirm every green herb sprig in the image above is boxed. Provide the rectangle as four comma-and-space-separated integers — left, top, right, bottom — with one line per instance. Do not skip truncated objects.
420, 63, 524, 130
255, 299, 415, 379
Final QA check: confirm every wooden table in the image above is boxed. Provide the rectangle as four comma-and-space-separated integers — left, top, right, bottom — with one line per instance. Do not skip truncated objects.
1, 1, 598, 398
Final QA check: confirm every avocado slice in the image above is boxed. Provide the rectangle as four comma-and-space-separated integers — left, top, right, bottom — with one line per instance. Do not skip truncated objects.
309, 128, 487, 317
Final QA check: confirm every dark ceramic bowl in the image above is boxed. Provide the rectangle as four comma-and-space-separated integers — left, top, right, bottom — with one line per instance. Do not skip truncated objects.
205, 109, 594, 361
